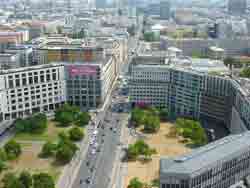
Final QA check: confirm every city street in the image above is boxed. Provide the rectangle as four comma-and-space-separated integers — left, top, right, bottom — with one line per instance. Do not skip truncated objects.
72, 90, 127, 188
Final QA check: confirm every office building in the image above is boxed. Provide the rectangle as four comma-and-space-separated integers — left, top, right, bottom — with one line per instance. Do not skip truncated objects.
160, 0, 171, 20
37, 44, 105, 65
64, 56, 117, 110
228, 0, 247, 15
129, 54, 250, 134
0, 63, 66, 121
0, 53, 20, 70
160, 132, 250, 188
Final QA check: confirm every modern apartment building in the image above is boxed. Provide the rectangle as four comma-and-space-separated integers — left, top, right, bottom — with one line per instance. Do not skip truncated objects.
0, 63, 66, 121
160, 132, 250, 188
129, 55, 250, 133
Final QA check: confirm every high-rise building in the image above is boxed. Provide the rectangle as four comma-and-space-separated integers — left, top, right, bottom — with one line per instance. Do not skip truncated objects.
95, 0, 107, 9
228, 0, 247, 15
160, 0, 171, 20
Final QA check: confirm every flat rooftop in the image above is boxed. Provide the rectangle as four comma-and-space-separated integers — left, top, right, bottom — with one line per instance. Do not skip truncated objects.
160, 132, 250, 177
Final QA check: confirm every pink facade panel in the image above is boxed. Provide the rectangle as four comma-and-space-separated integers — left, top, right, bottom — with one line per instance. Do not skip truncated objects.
68, 65, 98, 77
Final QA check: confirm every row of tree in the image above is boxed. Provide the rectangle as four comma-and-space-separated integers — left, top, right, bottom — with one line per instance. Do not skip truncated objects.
2, 171, 54, 188
15, 114, 48, 134
55, 104, 90, 127
127, 140, 157, 161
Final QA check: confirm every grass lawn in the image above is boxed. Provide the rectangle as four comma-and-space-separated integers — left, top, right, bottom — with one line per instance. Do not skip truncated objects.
125, 122, 191, 186
13, 121, 71, 143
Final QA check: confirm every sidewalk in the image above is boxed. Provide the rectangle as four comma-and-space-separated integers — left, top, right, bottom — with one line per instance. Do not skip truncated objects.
108, 114, 130, 188
56, 124, 90, 188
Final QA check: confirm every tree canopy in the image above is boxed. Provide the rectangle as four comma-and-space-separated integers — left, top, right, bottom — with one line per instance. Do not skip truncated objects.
175, 118, 207, 147
239, 67, 250, 78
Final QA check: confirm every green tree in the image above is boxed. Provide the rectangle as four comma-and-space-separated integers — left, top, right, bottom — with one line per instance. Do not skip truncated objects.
131, 108, 145, 126
143, 32, 154, 42
4, 140, 22, 160
14, 119, 30, 133
0, 160, 7, 173
224, 57, 236, 69
32, 173, 55, 188
143, 115, 160, 133
239, 67, 250, 78
19, 171, 32, 188
159, 108, 169, 120
127, 144, 139, 160
0, 148, 7, 161
55, 104, 80, 126
2, 173, 24, 188
14, 114, 47, 134
56, 144, 75, 164
128, 177, 143, 188
77, 112, 90, 127
40, 142, 57, 158
69, 127, 84, 141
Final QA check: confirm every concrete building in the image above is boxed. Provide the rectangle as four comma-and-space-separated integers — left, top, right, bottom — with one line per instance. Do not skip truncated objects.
129, 54, 250, 133
0, 63, 66, 121
160, 0, 171, 20
5, 45, 33, 67
95, 0, 107, 9
228, 0, 247, 15
37, 44, 105, 65
160, 37, 250, 57
160, 132, 250, 188
0, 53, 20, 69
64, 56, 117, 110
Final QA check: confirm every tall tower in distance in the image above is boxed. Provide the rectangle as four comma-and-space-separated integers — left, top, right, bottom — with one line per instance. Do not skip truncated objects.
228, 0, 247, 15
160, 0, 171, 20
95, 0, 107, 9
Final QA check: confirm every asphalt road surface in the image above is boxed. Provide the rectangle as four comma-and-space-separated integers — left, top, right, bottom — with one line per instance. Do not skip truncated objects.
72, 107, 123, 188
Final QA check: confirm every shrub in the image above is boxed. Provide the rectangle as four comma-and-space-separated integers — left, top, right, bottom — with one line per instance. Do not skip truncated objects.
33, 173, 55, 188
0, 160, 7, 173
128, 177, 143, 188
69, 127, 84, 141
19, 171, 32, 188
4, 140, 22, 160
40, 142, 57, 158
2, 173, 23, 188
0, 148, 7, 161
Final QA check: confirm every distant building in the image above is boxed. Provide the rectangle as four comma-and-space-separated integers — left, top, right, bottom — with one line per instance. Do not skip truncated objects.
160, 0, 171, 20
160, 132, 250, 188
95, 0, 107, 9
228, 0, 247, 15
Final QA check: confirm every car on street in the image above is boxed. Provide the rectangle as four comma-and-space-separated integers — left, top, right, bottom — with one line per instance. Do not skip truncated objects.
91, 150, 96, 155
85, 177, 91, 184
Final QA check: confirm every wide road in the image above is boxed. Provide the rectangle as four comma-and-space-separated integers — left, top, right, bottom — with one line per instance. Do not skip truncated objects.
72, 91, 125, 188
